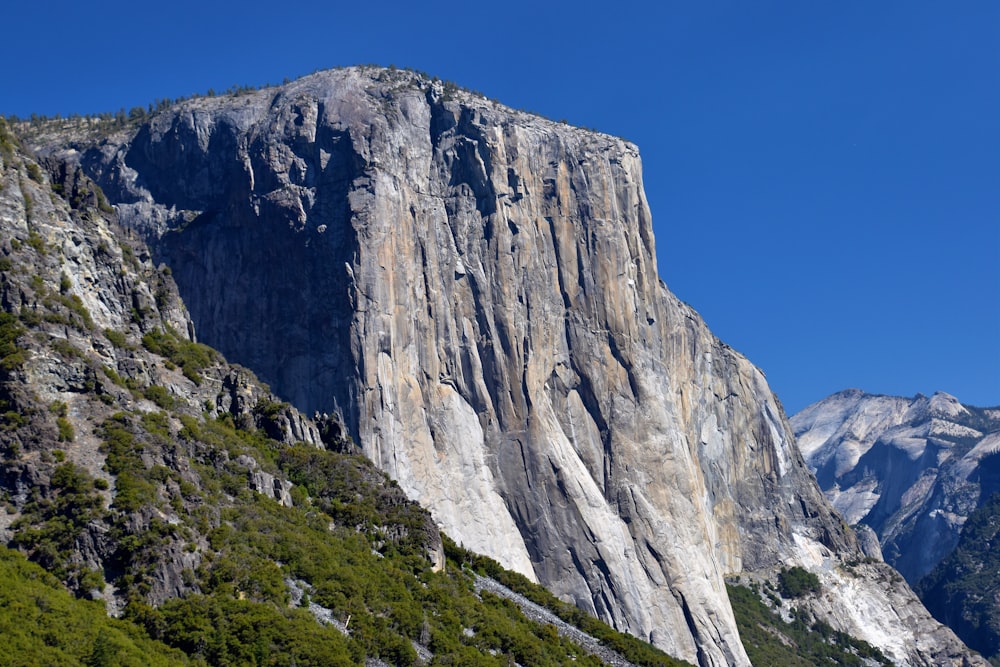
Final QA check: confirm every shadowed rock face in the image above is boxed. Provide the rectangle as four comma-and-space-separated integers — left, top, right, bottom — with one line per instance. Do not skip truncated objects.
44, 67, 979, 666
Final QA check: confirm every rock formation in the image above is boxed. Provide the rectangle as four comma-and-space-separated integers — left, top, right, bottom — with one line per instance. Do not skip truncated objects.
793, 389, 1000, 583
0, 123, 443, 612
32, 67, 982, 666
795, 389, 1000, 662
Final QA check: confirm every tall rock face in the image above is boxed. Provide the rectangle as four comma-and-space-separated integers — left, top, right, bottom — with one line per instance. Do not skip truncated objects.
793, 389, 1000, 583
37, 67, 981, 666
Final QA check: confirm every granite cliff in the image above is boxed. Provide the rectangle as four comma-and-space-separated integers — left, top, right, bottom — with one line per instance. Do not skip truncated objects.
2, 117, 689, 666
29, 67, 982, 665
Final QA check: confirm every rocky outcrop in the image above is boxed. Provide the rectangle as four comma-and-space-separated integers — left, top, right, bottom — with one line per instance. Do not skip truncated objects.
802, 561, 987, 667
31, 68, 983, 665
793, 389, 1000, 583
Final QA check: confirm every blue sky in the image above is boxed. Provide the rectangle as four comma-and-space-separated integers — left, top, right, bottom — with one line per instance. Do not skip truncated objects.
3, 1, 997, 414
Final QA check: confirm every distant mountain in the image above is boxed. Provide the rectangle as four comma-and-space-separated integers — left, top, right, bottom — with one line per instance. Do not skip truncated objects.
793, 388, 1000, 660
794, 389, 1000, 582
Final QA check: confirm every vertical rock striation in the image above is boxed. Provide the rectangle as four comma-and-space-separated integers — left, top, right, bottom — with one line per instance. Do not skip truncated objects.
38, 67, 980, 666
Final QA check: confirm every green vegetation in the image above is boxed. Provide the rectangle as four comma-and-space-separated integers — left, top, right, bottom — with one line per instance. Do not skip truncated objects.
8, 82, 273, 142
0, 116, 17, 163
40, 291, 95, 331
104, 327, 130, 348
142, 327, 218, 384
119, 241, 138, 270
11, 463, 106, 584
25, 161, 44, 183
98, 412, 161, 514
143, 384, 175, 409
254, 396, 289, 421
728, 582, 891, 666
778, 566, 822, 598
95, 185, 114, 214
49, 337, 83, 359
2, 410, 27, 430
26, 229, 46, 254
0, 311, 26, 371
918, 490, 1000, 662
56, 416, 75, 442
102, 364, 128, 388
277, 445, 437, 557
150, 595, 356, 666
0, 546, 193, 666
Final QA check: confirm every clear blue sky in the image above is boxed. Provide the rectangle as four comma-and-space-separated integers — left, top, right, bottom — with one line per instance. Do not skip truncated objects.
3, 1, 997, 414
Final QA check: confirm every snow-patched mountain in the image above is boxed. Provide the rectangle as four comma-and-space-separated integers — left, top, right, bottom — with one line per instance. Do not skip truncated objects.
793, 389, 1000, 582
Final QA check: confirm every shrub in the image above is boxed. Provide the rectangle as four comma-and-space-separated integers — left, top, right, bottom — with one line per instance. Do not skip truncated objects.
142, 327, 217, 381
102, 365, 127, 387
96, 188, 114, 214
2, 411, 27, 430
42, 293, 94, 331
0, 312, 26, 371
778, 566, 821, 598
25, 161, 44, 183
26, 230, 46, 254
144, 385, 174, 410
56, 417, 75, 442
50, 338, 82, 359
103, 328, 129, 349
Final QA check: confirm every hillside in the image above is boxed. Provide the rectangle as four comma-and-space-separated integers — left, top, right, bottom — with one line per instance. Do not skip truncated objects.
918, 492, 1000, 664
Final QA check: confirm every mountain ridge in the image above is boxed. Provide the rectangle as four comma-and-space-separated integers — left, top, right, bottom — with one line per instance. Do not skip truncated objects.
794, 388, 1000, 580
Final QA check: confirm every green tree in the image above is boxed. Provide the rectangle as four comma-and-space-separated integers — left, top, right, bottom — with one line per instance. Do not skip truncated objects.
778, 566, 821, 598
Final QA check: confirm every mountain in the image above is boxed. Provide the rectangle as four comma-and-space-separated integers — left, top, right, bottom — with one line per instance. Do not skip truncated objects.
0, 116, 686, 667
793, 389, 1000, 582
793, 388, 1000, 661
13, 66, 983, 666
